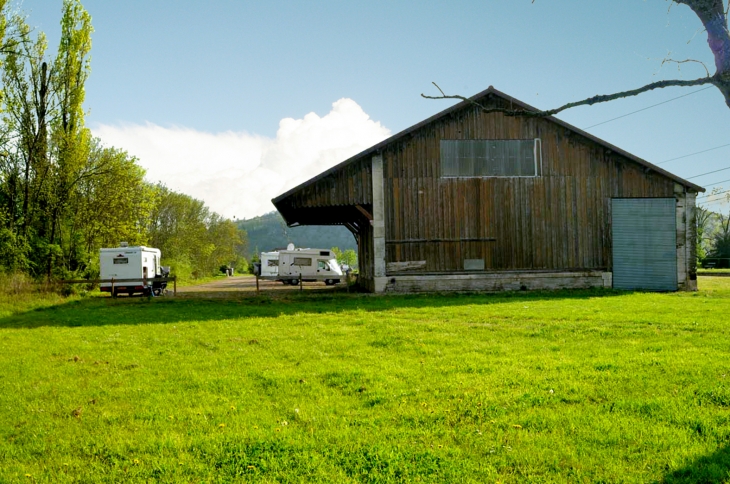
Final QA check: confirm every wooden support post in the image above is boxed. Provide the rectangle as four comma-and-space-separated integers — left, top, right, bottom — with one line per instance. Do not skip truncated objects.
111, 278, 115, 298
256, 274, 260, 293
299, 273, 303, 291
173, 276, 177, 296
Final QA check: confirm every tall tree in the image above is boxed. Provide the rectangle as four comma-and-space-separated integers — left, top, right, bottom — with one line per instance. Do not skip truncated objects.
1, 16, 52, 242
46, 0, 93, 276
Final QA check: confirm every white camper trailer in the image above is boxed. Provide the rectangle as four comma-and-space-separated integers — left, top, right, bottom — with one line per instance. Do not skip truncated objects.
257, 246, 343, 285
99, 243, 169, 296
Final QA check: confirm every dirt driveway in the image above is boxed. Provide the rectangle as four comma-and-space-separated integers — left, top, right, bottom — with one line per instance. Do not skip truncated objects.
175, 275, 341, 298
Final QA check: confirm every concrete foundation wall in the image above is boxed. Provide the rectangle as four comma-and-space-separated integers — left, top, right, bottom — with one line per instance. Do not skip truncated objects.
374, 271, 611, 293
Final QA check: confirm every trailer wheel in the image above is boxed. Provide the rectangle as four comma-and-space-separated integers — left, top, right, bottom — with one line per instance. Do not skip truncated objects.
324, 279, 333, 286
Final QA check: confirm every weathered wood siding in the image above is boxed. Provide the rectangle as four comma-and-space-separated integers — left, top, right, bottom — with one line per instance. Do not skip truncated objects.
277, 157, 372, 214
382, 96, 676, 273
357, 219, 375, 289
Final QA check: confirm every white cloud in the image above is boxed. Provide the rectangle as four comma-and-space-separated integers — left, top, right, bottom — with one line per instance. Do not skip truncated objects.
92, 98, 391, 219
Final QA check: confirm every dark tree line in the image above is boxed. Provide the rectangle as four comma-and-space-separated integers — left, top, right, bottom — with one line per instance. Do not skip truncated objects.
697, 205, 730, 266
0, 0, 246, 281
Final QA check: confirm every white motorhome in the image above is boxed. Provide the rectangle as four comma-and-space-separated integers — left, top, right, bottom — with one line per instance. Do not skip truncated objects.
99, 243, 169, 296
260, 251, 280, 278
258, 246, 343, 285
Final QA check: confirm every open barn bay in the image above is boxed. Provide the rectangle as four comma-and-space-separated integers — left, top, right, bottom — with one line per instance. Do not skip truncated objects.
1, 280, 729, 483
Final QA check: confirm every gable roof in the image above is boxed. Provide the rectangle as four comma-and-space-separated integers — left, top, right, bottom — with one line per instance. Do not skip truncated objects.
272, 86, 704, 204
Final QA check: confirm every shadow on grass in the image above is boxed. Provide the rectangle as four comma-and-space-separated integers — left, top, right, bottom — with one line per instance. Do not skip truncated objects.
661, 445, 730, 483
0, 285, 637, 329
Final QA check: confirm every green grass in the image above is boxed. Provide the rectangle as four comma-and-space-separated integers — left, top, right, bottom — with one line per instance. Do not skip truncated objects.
1, 279, 730, 482
698, 268, 730, 274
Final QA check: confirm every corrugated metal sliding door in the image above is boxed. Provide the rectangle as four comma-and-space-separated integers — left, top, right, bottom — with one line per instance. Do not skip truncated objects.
612, 198, 677, 291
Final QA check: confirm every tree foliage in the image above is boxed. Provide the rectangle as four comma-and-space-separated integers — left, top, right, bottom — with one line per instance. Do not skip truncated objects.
0, 1, 246, 281
710, 211, 730, 259
148, 186, 247, 279
331, 246, 358, 270
696, 206, 713, 261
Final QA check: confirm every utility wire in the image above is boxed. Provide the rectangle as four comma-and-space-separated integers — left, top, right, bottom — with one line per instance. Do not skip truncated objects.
699, 177, 730, 189
699, 197, 730, 206
698, 187, 730, 199
658, 142, 730, 165
583, 86, 713, 130
698, 190, 730, 203
698, 189, 730, 202
687, 166, 730, 179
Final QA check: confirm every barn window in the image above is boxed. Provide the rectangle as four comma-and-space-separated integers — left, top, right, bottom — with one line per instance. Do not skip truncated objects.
440, 139, 542, 177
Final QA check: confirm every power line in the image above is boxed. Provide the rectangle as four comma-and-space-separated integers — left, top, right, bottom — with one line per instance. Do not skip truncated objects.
583, 86, 713, 130
698, 187, 730, 199
699, 197, 729, 206
658, 142, 730, 165
698, 188, 730, 203
698, 189, 730, 202
687, 166, 730, 179
700, 178, 730, 189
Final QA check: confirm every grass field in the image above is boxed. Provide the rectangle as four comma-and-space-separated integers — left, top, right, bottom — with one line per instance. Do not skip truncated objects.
698, 268, 730, 274
1, 279, 729, 482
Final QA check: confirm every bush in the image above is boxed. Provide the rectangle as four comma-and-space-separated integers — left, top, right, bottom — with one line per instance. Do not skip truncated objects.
0, 272, 35, 295
165, 257, 194, 283
235, 258, 249, 274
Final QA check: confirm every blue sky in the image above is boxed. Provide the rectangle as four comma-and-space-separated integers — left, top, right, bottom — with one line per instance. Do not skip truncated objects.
17, 0, 730, 218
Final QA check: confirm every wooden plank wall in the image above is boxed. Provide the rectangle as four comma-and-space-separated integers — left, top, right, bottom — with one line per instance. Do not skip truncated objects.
357, 219, 375, 286
383, 97, 676, 273
278, 157, 373, 212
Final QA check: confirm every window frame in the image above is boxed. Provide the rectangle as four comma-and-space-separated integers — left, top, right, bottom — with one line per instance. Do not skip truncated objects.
439, 138, 542, 179
292, 257, 313, 267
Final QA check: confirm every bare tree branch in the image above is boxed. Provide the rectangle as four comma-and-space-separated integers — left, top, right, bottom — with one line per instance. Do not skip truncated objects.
425, 1, 730, 115
662, 57, 711, 76
421, 76, 715, 118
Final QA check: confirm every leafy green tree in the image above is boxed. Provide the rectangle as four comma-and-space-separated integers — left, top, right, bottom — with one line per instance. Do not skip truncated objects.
1, 13, 53, 250
0, 0, 245, 282
45, 0, 93, 277
331, 246, 358, 270
148, 186, 248, 280
341, 249, 358, 270
67, 141, 152, 276
710, 212, 730, 261
0, 0, 93, 278
696, 206, 713, 264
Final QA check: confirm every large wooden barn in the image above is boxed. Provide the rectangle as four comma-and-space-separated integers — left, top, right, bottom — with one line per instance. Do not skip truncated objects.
272, 86, 704, 293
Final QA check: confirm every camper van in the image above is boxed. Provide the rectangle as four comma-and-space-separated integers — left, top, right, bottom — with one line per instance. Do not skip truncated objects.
99, 243, 169, 296
258, 246, 343, 285
260, 251, 280, 278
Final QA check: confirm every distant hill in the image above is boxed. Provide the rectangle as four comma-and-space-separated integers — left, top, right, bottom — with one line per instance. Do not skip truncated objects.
238, 211, 357, 258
